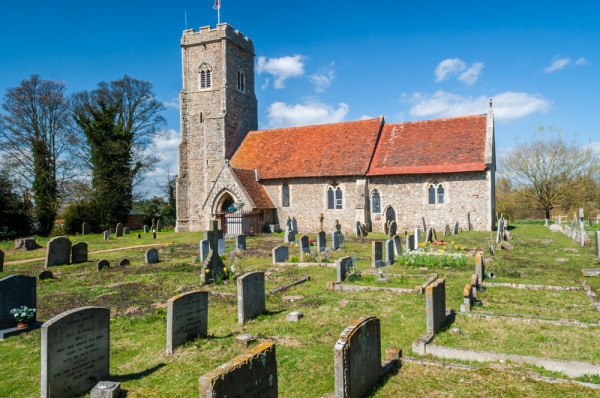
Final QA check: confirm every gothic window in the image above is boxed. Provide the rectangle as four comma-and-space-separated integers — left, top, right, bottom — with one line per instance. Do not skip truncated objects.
428, 181, 445, 205
199, 64, 212, 89
327, 182, 342, 210
237, 70, 245, 92
282, 182, 290, 207
371, 190, 381, 213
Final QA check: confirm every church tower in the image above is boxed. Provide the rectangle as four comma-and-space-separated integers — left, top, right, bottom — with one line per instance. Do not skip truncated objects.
176, 24, 258, 232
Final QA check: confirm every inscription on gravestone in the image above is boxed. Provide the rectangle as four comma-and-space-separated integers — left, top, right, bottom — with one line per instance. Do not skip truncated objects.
41, 307, 110, 398
166, 291, 208, 355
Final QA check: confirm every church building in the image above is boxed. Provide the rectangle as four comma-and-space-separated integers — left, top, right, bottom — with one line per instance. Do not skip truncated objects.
175, 24, 496, 235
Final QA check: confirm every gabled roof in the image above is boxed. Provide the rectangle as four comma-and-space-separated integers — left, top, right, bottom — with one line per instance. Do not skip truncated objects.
230, 117, 384, 179
232, 168, 276, 209
367, 114, 488, 176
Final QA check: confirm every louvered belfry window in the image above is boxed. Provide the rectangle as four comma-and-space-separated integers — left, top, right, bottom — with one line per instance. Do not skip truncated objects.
200, 64, 211, 89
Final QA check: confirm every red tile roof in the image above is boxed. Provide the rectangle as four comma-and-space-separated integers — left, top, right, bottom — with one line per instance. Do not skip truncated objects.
367, 114, 488, 176
230, 118, 384, 179
232, 168, 276, 209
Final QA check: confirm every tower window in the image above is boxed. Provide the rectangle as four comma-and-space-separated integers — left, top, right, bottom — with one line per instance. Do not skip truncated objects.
237, 70, 245, 92
199, 64, 212, 89
428, 181, 445, 205
327, 182, 343, 210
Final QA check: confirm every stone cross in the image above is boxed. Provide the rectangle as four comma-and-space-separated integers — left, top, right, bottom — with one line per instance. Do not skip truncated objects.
319, 213, 324, 231
335, 219, 342, 232
202, 220, 225, 283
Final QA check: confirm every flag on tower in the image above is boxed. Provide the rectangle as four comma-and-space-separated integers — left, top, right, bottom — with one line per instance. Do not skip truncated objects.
213, 0, 220, 10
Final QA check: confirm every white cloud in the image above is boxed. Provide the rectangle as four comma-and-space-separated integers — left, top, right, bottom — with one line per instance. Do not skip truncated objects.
138, 129, 180, 197
408, 90, 551, 122
257, 55, 305, 89
266, 100, 349, 128
544, 57, 571, 72
435, 58, 466, 82
361, 114, 375, 120
309, 63, 335, 93
458, 62, 484, 85
575, 57, 587, 66
162, 97, 179, 110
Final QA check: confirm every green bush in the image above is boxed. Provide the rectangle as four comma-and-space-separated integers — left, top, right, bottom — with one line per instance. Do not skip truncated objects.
62, 202, 94, 234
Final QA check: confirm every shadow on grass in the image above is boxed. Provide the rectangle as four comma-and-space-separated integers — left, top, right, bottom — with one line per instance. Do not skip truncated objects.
112, 363, 166, 383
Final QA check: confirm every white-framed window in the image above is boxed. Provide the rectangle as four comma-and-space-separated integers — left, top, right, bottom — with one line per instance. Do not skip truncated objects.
237, 69, 245, 92
428, 181, 445, 205
371, 190, 381, 213
199, 63, 212, 89
282, 182, 290, 207
327, 182, 343, 210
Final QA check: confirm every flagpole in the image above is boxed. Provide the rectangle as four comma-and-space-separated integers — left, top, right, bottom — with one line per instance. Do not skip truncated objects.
218, 4, 221, 24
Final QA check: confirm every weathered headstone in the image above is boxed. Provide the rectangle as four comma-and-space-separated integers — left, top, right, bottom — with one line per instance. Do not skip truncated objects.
496, 219, 504, 244
156, 219, 162, 232
596, 231, 600, 258
444, 224, 451, 236
316, 231, 326, 252
453, 221, 459, 235
166, 291, 208, 355
14, 237, 38, 251
385, 239, 394, 265
299, 235, 310, 257
426, 278, 447, 336
468, 212, 473, 230
421, 217, 427, 231
236, 234, 247, 250
272, 246, 289, 263
103, 230, 110, 240
39, 271, 53, 281
82, 222, 91, 235
91, 381, 120, 398
425, 228, 433, 244
144, 225, 149, 233
115, 223, 124, 237
335, 256, 353, 283
136, 233, 141, 239
371, 241, 383, 268
461, 283, 474, 313
41, 307, 110, 398
237, 272, 265, 324
198, 341, 277, 398
199, 240, 209, 261
202, 220, 225, 282
145, 248, 159, 264
334, 316, 381, 398
0, 275, 38, 338
284, 227, 295, 243
71, 242, 88, 264
45, 236, 72, 267
97, 260, 110, 271
355, 221, 361, 237
332, 231, 341, 250
218, 238, 226, 255
119, 259, 130, 266
123, 227, 130, 235
291, 217, 298, 234
475, 252, 485, 285
414, 228, 421, 246
544, 218, 549, 227
406, 234, 415, 251
392, 235, 402, 256
389, 220, 397, 237
361, 223, 368, 237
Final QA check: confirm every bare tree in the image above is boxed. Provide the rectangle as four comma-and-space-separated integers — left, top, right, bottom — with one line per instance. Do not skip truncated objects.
499, 126, 600, 219
0, 75, 76, 234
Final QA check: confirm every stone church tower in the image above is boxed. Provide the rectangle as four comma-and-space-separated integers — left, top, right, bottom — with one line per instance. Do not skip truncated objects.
176, 24, 257, 232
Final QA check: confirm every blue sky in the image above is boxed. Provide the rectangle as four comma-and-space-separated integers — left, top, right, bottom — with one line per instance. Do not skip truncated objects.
1, 1, 598, 197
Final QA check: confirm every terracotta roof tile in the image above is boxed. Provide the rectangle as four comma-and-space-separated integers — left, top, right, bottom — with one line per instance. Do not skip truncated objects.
367, 114, 488, 176
232, 168, 276, 209
230, 118, 384, 179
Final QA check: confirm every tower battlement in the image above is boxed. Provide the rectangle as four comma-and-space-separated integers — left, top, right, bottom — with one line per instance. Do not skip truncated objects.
181, 23, 254, 54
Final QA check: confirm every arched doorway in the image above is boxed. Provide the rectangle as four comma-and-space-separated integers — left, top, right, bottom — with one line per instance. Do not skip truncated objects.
216, 192, 235, 213
385, 207, 396, 223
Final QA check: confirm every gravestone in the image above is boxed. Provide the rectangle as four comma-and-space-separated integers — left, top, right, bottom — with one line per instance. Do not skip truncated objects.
335, 256, 353, 283
202, 220, 225, 283
496, 219, 504, 244
468, 212, 473, 230
103, 230, 110, 240
284, 227, 295, 243
82, 222, 91, 235
444, 224, 451, 236
123, 227, 130, 235
152, 230, 157, 239
41, 307, 110, 398
334, 316, 381, 398
388, 220, 397, 237
291, 217, 298, 234
218, 238, 226, 255
406, 234, 415, 251
414, 228, 421, 246
156, 219, 162, 232
332, 231, 341, 250
392, 235, 402, 256
596, 231, 600, 258
39, 271, 54, 281
0, 275, 38, 338
384, 220, 389, 235
426, 278, 447, 336
355, 221, 361, 237
453, 221, 459, 235
136, 233, 141, 239
166, 291, 208, 355
199, 240, 209, 261
144, 225, 149, 233
421, 217, 427, 231
115, 223, 124, 237
299, 235, 310, 257
236, 234, 247, 250
119, 259, 130, 266
425, 228, 432, 244
272, 246, 289, 263
97, 260, 110, 271
385, 239, 395, 265
198, 341, 277, 398
0, 249, 3, 273
475, 252, 485, 285
71, 242, 88, 264
237, 272, 265, 324
45, 236, 72, 267
316, 231, 326, 252
14, 237, 38, 251
145, 248, 159, 264
361, 223, 368, 237
371, 241, 383, 268
461, 283, 474, 313
544, 218, 549, 227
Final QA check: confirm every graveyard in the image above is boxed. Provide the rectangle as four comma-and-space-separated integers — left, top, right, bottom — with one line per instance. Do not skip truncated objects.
1, 221, 600, 397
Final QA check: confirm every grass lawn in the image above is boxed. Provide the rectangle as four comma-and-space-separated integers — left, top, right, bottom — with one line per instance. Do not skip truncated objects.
1, 223, 600, 397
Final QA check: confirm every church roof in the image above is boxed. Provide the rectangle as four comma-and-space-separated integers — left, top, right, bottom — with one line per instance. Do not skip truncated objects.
230, 117, 384, 179
367, 114, 489, 176
232, 168, 276, 209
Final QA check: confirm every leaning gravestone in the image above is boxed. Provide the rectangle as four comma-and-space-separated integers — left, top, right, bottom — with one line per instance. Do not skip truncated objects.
0, 249, 3, 273
0, 275, 38, 339
355, 221, 361, 237
272, 246, 289, 263
385, 239, 394, 265
336, 256, 353, 283
41, 307, 110, 398
453, 221, 459, 235
199, 341, 277, 398
317, 231, 326, 252
237, 272, 265, 324
236, 234, 247, 250
284, 227, 295, 243
444, 224, 451, 236
82, 222, 91, 235
199, 239, 209, 261
291, 217, 298, 234
45, 236, 72, 267
332, 231, 341, 250
372, 241, 383, 268
334, 316, 381, 398
145, 248, 159, 264
389, 220, 397, 237
115, 223, 124, 237
422, 216, 427, 231
166, 291, 208, 355
393, 235, 402, 256
71, 242, 88, 264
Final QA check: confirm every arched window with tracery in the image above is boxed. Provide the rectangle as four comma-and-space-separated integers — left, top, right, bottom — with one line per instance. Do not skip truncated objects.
428, 181, 445, 205
327, 182, 343, 210
199, 64, 212, 89
371, 190, 381, 213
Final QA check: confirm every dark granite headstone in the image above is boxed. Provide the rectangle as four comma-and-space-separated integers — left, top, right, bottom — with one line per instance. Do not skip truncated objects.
335, 256, 353, 283
145, 249, 159, 264
236, 234, 247, 250
123, 227, 130, 235
299, 235, 310, 257
316, 231, 326, 252
115, 223, 124, 237
71, 242, 88, 264
385, 239, 394, 265
45, 236, 71, 267
97, 260, 110, 271
119, 259, 130, 267
82, 222, 91, 235
0, 275, 37, 331
0, 249, 3, 272
272, 246, 289, 263
372, 241, 383, 268
39, 271, 53, 281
